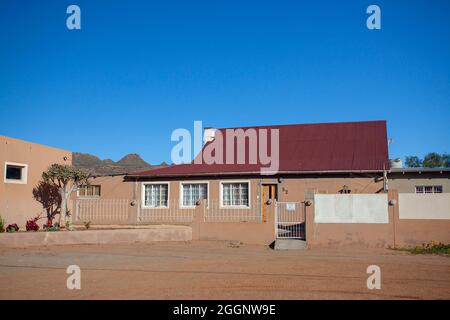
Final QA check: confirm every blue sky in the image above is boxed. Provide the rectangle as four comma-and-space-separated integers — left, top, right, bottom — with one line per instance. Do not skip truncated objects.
0, 0, 449, 164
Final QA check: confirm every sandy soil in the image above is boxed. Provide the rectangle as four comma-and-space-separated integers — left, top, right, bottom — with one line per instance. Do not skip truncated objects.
0, 241, 449, 300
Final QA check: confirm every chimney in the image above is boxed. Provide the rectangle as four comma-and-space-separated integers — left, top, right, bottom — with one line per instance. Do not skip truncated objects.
204, 127, 216, 143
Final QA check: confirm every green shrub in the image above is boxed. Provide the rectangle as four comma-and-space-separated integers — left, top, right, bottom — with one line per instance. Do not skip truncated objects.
65, 221, 74, 231
83, 221, 91, 230
396, 241, 450, 255
6, 224, 19, 233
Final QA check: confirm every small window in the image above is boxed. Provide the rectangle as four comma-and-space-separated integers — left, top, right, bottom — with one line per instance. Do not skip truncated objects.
181, 183, 208, 207
221, 182, 249, 207
143, 183, 169, 208
4, 162, 28, 184
78, 185, 101, 197
415, 185, 443, 194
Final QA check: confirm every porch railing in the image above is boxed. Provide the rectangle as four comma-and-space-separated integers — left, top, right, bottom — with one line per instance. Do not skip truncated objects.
204, 200, 262, 222
74, 198, 263, 224
138, 200, 196, 223
75, 199, 130, 224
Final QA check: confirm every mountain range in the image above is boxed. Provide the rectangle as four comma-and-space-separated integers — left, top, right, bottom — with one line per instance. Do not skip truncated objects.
73, 152, 166, 175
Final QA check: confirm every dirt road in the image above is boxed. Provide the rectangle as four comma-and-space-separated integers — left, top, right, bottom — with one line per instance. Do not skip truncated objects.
0, 241, 449, 299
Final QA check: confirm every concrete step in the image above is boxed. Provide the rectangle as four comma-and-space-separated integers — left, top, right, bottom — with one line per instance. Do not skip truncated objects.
274, 239, 307, 250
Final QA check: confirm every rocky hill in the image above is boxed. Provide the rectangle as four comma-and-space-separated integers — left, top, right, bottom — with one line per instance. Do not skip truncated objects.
73, 152, 166, 176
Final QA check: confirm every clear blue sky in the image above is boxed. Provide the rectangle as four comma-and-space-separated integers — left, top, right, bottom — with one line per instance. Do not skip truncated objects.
1, 0, 449, 164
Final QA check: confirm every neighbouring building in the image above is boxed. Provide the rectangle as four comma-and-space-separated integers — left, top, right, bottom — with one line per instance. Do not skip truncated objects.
388, 167, 450, 193
0, 136, 72, 228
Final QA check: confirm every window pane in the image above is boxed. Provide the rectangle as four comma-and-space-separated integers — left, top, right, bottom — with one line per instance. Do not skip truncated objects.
424, 186, 433, 193
223, 184, 230, 206
6, 166, 22, 180
144, 184, 168, 207
93, 185, 101, 196
415, 186, 424, 193
222, 182, 249, 206
160, 184, 168, 206
182, 183, 207, 206
434, 186, 443, 193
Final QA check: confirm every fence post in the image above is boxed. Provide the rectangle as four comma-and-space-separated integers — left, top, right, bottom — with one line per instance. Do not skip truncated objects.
274, 200, 278, 239
75, 200, 80, 222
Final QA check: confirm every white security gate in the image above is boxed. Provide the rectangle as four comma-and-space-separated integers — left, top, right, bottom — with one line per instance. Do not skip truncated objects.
275, 201, 305, 239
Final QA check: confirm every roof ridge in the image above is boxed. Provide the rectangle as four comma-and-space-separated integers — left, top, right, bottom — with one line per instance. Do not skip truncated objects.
216, 120, 386, 131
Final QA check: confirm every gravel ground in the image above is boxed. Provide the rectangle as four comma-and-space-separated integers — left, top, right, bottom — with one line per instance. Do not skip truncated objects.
0, 241, 449, 300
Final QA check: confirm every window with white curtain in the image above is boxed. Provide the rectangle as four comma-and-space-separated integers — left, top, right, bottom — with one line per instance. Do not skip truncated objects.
181, 183, 208, 207
221, 182, 249, 207
144, 183, 169, 207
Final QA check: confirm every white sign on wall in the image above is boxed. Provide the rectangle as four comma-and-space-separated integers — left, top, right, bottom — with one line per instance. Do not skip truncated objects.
286, 203, 296, 211
314, 194, 389, 224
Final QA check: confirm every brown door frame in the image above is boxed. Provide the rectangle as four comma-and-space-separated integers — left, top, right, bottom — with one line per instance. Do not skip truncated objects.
262, 184, 278, 223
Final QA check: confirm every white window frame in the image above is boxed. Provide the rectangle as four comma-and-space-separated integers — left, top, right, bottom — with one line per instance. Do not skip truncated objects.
179, 181, 209, 209
77, 185, 101, 198
219, 180, 251, 209
4, 162, 28, 184
141, 182, 170, 209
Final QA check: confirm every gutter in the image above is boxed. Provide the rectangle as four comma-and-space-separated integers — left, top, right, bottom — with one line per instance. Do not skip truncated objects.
125, 169, 386, 180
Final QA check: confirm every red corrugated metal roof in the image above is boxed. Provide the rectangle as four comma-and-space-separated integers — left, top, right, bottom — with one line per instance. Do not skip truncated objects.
128, 120, 389, 178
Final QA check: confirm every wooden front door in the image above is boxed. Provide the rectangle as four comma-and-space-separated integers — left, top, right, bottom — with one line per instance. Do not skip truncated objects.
262, 184, 277, 223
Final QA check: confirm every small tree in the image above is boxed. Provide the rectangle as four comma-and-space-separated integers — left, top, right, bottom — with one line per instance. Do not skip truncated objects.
42, 164, 90, 228
404, 156, 422, 168
32, 180, 61, 227
443, 154, 450, 168
422, 152, 443, 168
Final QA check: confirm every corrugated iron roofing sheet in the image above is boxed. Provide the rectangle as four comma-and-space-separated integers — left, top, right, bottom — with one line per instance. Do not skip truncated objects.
128, 120, 389, 178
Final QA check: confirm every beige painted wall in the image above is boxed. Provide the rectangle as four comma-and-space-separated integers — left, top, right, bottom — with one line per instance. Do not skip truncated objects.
73, 175, 384, 245
0, 136, 72, 229
68, 173, 450, 247
307, 190, 450, 248
399, 193, 450, 219
136, 175, 383, 245
388, 173, 450, 193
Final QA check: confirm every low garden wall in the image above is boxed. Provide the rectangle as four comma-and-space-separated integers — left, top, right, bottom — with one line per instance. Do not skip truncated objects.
0, 225, 192, 248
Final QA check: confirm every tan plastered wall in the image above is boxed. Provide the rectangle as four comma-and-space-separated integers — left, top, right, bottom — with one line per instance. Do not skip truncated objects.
0, 136, 72, 229
71, 174, 450, 247
136, 176, 384, 245
72, 175, 138, 224
306, 189, 450, 248
388, 174, 450, 193
392, 190, 450, 246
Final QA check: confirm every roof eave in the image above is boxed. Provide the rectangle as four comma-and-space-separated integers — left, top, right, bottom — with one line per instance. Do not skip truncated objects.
125, 169, 385, 179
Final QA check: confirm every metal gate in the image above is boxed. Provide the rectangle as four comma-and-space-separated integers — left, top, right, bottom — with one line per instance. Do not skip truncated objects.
275, 201, 306, 239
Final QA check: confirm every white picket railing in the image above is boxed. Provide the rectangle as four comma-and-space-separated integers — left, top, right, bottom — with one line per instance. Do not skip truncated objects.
138, 200, 196, 223
75, 199, 130, 224
75, 198, 263, 224
204, 200, 262, 222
